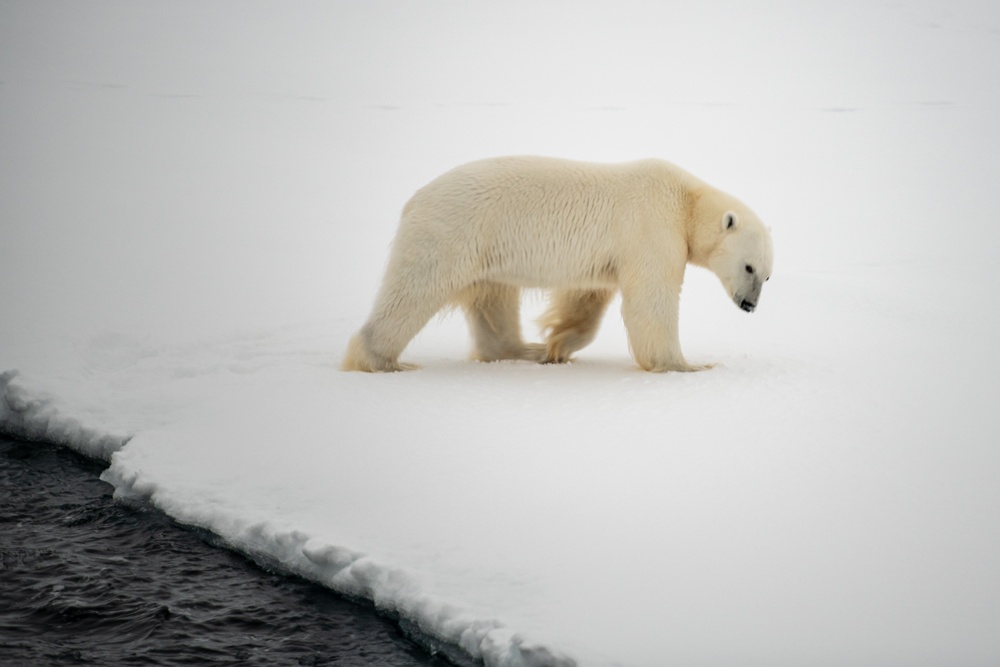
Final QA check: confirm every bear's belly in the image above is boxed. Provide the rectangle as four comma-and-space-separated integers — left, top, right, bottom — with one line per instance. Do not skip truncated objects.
480, 253, 619, 289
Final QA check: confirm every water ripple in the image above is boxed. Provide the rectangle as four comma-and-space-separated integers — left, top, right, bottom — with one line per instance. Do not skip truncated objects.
0, 438, 451, 666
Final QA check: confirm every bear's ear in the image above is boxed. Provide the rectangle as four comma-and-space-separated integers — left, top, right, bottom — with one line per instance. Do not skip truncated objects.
723, 211, 739, 231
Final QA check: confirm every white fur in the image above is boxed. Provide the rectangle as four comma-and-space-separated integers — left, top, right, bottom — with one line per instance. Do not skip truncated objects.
342, 156, 773, 372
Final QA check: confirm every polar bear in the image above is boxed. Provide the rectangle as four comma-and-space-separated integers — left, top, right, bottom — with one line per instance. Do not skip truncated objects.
342, 156, 773, 372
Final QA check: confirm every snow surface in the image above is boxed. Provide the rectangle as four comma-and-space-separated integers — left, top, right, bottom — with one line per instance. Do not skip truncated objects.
3, 2, 1000, 665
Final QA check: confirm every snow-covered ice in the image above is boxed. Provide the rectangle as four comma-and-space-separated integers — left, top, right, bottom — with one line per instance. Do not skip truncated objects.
3, 2, 1000, 665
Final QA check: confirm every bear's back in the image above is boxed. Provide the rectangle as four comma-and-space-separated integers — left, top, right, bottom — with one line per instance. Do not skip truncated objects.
397, 157, 692, 288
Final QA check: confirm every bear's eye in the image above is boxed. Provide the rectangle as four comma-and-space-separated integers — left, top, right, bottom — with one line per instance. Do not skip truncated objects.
745, 265, 754, 275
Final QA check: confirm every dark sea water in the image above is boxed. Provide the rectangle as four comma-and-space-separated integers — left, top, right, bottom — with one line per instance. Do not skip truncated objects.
0, 437, 453, 666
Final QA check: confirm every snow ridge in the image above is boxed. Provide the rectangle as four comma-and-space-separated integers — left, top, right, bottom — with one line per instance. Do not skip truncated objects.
0, 370, 130, 461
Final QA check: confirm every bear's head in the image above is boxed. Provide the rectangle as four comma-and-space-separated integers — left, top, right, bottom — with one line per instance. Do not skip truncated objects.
706, 210, 773, 313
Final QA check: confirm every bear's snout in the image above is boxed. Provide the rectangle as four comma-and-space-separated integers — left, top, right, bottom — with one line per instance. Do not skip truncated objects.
739, 299, 756, 313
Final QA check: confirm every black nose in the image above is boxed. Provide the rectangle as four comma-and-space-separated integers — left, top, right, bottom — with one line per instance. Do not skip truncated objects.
740, 299, 756, 312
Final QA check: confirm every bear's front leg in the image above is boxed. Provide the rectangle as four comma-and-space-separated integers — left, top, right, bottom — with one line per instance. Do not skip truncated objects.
620, 285, 713, 372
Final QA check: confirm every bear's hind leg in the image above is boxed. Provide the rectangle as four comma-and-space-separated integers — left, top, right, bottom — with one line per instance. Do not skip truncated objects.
539, 288, 615, 363
342, 281, 452, 372
341, 331, 421, 372
456, 283, 545, 363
